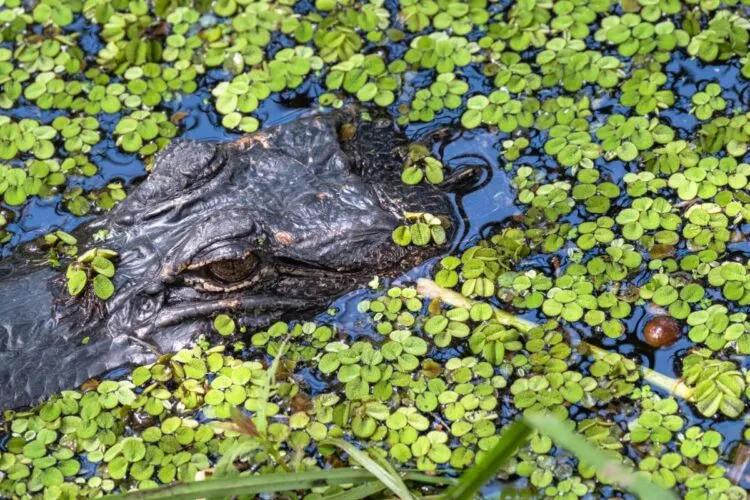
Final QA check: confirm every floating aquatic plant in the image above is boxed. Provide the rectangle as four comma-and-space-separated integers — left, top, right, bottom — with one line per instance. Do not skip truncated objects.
392, 212, 448, 247
66, 248, 118, 300
0, 0, 749, 498
114, 110, 178, 159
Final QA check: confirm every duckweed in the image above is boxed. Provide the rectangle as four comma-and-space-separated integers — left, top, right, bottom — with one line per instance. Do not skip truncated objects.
66, 248, 118, 300
1, 0, 750, 498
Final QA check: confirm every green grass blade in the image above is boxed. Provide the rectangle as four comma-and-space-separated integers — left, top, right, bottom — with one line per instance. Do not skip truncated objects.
401, 472, 457, 487
320, 481, 387, 500
323, 438, 415, 500
442, 419, 532, 500
112, 468, 377, 499
109, 464, 453, 499
524, 413, 678, 500
257, 336, 289, 436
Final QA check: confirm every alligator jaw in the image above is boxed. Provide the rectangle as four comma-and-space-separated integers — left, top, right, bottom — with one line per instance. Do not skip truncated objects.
154, 296, 314, 328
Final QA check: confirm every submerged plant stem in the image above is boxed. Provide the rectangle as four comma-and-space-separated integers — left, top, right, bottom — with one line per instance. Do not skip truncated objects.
416, 278, 694, 402
579, 341, 694, 400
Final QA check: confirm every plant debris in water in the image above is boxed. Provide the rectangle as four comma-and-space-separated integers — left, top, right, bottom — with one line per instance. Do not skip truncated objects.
0, 0, 750, 498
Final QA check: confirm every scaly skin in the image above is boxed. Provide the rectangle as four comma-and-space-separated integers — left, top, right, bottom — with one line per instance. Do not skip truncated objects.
0, 110, 455, 410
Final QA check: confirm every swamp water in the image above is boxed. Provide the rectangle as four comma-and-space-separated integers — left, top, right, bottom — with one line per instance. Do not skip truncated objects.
0, 0, 749, 498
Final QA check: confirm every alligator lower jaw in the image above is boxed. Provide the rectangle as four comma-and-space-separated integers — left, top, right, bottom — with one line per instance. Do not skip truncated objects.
154, 295, 315, 328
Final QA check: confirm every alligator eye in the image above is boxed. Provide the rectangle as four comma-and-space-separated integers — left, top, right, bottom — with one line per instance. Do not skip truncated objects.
206, 254, 258, 282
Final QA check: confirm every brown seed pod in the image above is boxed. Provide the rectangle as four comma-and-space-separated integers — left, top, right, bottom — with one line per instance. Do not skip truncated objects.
643, 315, 681, 348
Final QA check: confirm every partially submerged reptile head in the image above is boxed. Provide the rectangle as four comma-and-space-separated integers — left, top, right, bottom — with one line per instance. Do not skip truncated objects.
0, 110, 457, 409
105, 109, 454, 344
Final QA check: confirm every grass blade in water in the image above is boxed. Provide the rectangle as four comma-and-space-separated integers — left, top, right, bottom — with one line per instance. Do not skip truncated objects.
320, 481, 387, 500
323, 438, 415, 500
442, 418, 532, 500
257, 336, 289, 435
524, 413, 678, 500
112, 468, 377, 499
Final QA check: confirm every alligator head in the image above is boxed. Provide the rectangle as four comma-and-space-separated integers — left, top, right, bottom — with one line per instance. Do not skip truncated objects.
0, 110, 456, 410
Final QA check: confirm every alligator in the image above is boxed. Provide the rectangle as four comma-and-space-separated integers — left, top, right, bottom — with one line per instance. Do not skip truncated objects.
0, 110, 460, 410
